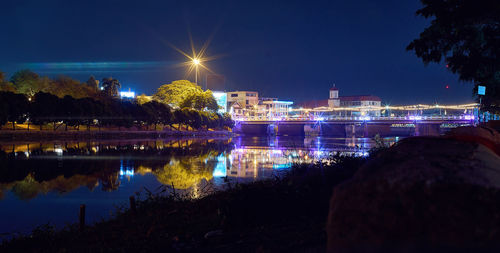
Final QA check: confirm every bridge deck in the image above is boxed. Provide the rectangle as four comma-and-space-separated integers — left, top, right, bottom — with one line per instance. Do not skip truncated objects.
236, 116, 474, 124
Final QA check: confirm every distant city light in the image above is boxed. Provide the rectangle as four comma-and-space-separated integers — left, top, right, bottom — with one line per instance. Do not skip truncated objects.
120, 91, 135, 98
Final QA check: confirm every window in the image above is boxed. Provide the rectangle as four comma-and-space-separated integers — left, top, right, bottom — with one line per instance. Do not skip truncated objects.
231, 94, 238, 97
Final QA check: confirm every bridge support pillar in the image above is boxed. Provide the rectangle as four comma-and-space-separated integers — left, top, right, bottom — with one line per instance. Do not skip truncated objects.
345, 124, 357, 138
304, 124, 321, 136
276, 124, 305, 136
415, 123, 441, 136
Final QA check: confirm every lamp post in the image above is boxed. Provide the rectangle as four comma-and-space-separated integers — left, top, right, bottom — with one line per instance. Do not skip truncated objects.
192, 58, 200, 84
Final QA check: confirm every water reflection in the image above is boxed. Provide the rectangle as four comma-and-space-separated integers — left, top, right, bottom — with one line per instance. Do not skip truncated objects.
0, 136, 397, 237
0, 139, 232, 200
0, 137, 395, 200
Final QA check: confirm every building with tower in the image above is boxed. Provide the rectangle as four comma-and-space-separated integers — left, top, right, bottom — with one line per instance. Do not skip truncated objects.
328, 85, 340, 108
299, 85, 382, 116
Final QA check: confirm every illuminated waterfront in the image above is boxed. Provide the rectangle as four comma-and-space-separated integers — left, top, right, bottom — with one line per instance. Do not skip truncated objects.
0, 136, 396, 238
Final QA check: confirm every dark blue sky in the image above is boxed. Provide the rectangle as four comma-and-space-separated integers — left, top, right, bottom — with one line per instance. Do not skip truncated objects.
0, 0, 474, 104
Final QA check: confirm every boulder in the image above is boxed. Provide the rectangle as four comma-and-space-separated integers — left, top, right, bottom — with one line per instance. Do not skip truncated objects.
327, 132, 500, 252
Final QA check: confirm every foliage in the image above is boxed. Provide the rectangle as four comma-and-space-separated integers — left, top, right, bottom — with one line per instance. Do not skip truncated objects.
154, 159, 213, 190
1, 71, 233, 131
136, 93, 151, 105
180, 90, 219, 112
0, 91, 232, 131
48, 76, 97, 99
0, 92, 29, 129
153, 80, 203, 107
0, 71, 16, 92
85, 76, 99, 91
10, 70, 50, 97
101, 77, 121, 97
407, 0, 500, 112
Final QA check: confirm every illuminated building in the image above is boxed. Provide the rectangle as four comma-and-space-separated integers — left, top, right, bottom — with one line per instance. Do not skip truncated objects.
340, 95, 382, 116
119, 90, 136, 99
227, 91, 259, 116
328, 85, 340, 107
212, 91, 227, 113
300, 86, 382, 116
260, 98, 293, 118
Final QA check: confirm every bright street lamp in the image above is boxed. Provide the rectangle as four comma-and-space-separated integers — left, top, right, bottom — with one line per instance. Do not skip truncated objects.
192, 58, 200, 84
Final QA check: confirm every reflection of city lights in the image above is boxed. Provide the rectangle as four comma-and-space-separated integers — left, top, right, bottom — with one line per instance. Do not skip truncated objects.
54, 148, 63, 155
119, 169, 134, 176
212, 154, 227, 177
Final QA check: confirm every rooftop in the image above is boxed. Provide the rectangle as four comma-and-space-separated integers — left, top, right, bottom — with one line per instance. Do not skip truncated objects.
340, 95, 381, 102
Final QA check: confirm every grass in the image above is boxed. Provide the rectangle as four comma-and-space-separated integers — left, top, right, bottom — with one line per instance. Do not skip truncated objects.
0, 155, 366, 253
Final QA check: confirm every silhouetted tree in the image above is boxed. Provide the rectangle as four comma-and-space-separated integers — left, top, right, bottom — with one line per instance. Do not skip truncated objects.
10, 70, 49, 97
30, 92, 61, 130
101, 77, 121, 97
86, 76, 99, 91
407, 0, 500, 111
0, 71, 16, 92
0, 92, 29, 130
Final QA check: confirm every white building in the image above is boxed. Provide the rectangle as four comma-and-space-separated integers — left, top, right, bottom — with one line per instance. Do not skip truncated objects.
260, 98, 293, 118
328, 86, 340, 108
227, 91, 259, 117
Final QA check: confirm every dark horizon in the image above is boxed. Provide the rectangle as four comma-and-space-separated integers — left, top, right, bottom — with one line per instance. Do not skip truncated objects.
0, 0, 475, 105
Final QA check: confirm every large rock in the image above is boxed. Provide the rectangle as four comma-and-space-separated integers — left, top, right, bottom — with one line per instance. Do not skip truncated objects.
327, 131, 500, 252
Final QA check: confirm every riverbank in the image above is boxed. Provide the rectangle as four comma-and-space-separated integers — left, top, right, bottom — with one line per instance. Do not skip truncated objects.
1, 128, 499, 252
0, 154, 365, 252
0, 129, 233, 142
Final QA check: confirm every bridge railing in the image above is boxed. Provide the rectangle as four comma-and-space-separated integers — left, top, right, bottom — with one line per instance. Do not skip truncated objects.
233, 115, 475, 122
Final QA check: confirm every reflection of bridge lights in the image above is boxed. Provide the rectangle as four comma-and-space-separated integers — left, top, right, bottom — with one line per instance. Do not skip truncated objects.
271, 149, 282, 154
273, 163, 291, 170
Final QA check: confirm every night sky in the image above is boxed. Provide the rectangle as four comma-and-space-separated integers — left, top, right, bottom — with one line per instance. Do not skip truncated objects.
0, 0, 474, 105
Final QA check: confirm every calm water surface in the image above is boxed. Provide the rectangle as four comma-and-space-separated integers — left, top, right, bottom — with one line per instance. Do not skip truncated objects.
0, 136, 398, 238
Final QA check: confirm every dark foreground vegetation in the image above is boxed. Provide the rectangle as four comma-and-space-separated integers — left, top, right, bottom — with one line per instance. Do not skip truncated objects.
0, 155, 365, 252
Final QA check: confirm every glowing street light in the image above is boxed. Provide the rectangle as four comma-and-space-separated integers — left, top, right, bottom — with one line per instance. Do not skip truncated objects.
165, 32, 221, 89
192, 58, 201, 84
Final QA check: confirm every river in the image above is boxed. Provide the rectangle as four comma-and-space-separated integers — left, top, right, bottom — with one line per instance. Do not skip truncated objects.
0, 136, 399, 239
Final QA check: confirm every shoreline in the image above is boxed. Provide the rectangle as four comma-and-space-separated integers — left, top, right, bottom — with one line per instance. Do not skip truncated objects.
0, 129, 234, 142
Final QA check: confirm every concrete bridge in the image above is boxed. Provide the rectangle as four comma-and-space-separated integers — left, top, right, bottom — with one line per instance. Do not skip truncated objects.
233, 115, 474, 137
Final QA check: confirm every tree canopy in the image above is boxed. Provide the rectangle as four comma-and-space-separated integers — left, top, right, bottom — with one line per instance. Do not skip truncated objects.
153, 80, 204, 107
153, 80, 219, 112
407, 0, 500, 111
10, 69, 50, 97
0, 71, 16, 92
179, 90, 219, 112
101, 77, 121, 97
